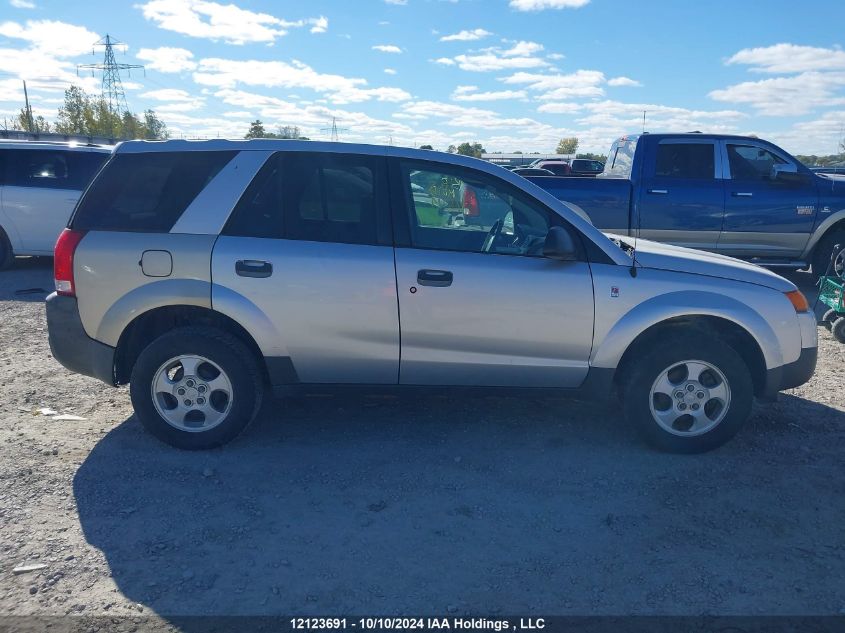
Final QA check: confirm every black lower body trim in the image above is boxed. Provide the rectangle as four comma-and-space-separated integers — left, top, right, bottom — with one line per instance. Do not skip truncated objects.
762, 346, 818, 399
265, 356, 299, 385
46, 293, 116, 386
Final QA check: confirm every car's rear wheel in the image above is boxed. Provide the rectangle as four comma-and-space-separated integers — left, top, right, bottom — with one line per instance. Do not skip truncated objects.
129, 327, 263, 449
621, 335, 753, 453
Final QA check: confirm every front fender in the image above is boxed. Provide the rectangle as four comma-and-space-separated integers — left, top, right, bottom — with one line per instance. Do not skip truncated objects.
591, 290, 783, 371
802, 207, 845, 259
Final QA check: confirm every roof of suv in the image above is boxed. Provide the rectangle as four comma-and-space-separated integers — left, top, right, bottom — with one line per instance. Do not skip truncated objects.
0, 139, 113, 152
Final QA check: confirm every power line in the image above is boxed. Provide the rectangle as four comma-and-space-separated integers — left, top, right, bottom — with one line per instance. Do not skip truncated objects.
77, 34, 144, 116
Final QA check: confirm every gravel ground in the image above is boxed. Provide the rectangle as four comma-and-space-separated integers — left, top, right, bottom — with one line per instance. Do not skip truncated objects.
0, 258, 843, 623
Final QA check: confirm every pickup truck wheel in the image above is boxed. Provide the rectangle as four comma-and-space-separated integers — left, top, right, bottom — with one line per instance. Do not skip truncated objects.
621, 336, 753, 453
0, 229, 13, 271
812, 230, 845, 281
129, 327, 263, 450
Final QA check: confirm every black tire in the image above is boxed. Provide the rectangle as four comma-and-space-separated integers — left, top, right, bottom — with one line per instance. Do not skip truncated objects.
812, 229, 845, 281
129, 326, 264, 450
620, 334, 753, 453
822, 308, 838, 330
0, 228, 14, 271
832, 317, 845, 344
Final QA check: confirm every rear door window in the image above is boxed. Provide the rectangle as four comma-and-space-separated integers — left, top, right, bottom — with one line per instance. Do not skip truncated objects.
654, 142, 715, 179
72, 151, 236, 232
7, 149, 107, 191
224, 152, 387, 246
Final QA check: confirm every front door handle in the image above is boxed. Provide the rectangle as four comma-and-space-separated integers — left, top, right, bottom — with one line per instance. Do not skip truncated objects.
647, 189, 668, 194
417, 269, 453, 287
732, 192, 753, 197
236, 260, 273, 278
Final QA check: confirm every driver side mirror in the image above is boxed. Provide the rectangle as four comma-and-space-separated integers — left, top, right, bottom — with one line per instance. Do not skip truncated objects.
543, 226, 578, 261
772, 163, 805, 183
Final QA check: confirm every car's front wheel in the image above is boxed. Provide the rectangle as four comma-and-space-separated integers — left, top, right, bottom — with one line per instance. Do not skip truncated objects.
621, 335, 753, 453
129, 327, 264, 449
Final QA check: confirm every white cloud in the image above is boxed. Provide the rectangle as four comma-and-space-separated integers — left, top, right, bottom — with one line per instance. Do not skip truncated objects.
141, 88, 198, 102
547, 53, 564, 60
136, 0, 327, 45
454, 90, 527, 101
400, 100, 545, 129
433, 57, 456, 66
213, 88, 414, 141
9, 0, 36, 8
509, 0, 590, 10
726, 43, 845, 74
372, 44, 402, 53
440, 28, 492, 42
193, 57, 411, 104
443, 41, 549, 72
384, 0, 407, 4
536, 102, 582, 114
608, 76, 642, 87
451, 85, 526, 101
501, 69, 606, 99
384, 68, 397, 75
0, 19, 100, 57
310, 16, 328, 34
136, 47, 197, 73
709, 71, 845, 116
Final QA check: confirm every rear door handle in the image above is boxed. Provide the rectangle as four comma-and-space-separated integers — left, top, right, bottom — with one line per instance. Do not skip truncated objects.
732, 192, 753, 197
417, 269, 453, 287
647, 189, 668, 194
236, 260, 273, 278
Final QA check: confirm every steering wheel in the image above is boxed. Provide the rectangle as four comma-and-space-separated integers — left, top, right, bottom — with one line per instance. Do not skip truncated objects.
481, 218, 503, 253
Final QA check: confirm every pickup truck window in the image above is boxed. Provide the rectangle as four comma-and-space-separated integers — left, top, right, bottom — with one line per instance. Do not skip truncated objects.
655, 143, 715, 179
726, 144, 786, 181
603, 139, 635, 178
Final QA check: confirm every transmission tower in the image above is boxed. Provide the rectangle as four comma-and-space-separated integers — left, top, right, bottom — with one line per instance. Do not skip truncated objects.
78, 34, 144, 116
321, 117, 349, 142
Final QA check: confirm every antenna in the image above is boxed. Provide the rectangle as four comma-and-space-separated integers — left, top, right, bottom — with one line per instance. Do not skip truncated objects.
630, 135, 647, 278
642, 110, 646, 134
320, 117, 349, 142
77, 34, 144, 117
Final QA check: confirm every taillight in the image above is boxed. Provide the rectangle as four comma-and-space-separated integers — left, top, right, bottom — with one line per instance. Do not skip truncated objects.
54, 229, 86, 297
462, 186, 479, 217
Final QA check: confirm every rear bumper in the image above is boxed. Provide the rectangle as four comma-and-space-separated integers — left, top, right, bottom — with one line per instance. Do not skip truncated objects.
46, 292, 116, 386
762, 346, 817, 399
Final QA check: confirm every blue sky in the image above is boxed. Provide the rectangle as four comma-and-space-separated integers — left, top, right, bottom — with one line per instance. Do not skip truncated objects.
1, 0, 844, 154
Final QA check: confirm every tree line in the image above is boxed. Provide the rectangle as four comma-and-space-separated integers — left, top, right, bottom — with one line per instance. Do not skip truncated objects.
9, 85, 168, 140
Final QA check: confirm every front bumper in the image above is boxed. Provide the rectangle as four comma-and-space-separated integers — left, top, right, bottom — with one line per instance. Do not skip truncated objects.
762, 345, 818, 399
45, 293, 116, 386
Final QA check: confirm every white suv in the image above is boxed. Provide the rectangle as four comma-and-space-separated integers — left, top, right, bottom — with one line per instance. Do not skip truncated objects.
0, 140, 110, 269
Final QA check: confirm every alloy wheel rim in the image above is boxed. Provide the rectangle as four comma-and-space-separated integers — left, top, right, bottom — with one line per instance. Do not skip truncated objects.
648, 359, 731, 437
151, 355, 233, 433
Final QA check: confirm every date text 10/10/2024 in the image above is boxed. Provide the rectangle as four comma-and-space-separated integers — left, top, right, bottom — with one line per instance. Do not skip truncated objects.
290, 617, 547, 630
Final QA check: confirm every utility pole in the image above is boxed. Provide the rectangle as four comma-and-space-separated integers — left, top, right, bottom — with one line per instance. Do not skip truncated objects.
321, 117, 349, 142
22, 80, 34, 133
78, 34, 144, 117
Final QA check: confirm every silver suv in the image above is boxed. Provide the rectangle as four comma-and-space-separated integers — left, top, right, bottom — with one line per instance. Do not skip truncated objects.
46, 140, 818, 452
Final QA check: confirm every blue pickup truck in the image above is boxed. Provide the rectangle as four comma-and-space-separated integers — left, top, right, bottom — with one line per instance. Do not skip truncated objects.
527, 133, 845, 277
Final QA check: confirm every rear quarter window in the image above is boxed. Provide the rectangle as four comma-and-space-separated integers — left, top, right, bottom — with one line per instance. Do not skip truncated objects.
6, 149, 107, 191
72, 151, 236, 232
